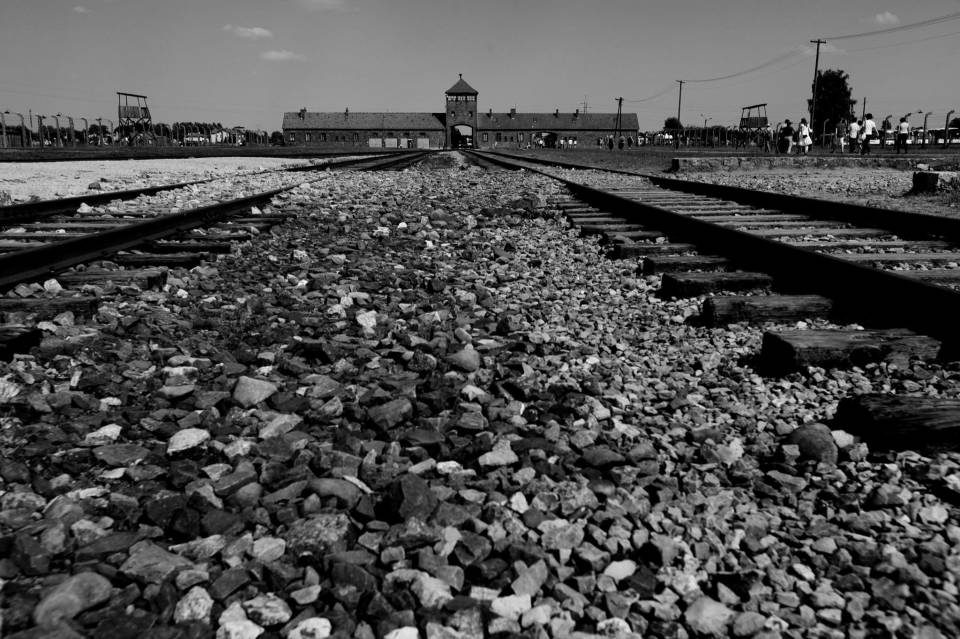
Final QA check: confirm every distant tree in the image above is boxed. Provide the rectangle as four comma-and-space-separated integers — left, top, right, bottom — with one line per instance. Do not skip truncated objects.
807, 68, 856, 138
950, 117, 960, 130
270, 131, 285, 145
664, 117, 681, 130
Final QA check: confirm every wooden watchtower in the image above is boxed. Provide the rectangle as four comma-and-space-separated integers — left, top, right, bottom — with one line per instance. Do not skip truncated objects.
738, 103, 768, 145
117, 92, 154, 145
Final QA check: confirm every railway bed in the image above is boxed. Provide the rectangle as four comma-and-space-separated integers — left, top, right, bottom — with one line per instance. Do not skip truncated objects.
3, 155, 960, 639
472, 150, 960, 448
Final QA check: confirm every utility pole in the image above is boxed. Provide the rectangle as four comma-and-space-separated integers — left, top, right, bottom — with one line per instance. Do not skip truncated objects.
810, 39, 825, 144
675, 80, 684, 149
861, 97, 867, 120
615, 97, 623, 141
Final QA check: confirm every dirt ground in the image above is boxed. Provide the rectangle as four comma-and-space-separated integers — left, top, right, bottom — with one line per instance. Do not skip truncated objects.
0, 157, 301, 203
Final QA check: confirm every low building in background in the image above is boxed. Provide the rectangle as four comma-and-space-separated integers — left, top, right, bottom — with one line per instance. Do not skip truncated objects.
281, 76, 638, 150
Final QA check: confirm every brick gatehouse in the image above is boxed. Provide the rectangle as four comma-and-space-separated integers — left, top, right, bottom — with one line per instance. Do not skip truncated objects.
281, 76, 638, 151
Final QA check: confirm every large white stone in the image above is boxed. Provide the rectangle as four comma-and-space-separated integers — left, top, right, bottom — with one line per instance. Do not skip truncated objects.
167, 428, 211, 454
288, 617, 333, 639
233, 376, 278, 408
685, 596, 734, 637
174, 586, 214, 624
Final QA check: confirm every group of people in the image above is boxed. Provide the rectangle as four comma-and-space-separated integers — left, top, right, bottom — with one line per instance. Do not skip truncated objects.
842, 114, 880, 154
835, 114, 912, 154
770, 118, 814, 155
764, 112, 911, 156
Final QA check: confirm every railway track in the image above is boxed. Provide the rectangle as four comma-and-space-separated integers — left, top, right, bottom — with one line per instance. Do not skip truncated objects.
472, 150, 960, 448
0, 151, 430, 294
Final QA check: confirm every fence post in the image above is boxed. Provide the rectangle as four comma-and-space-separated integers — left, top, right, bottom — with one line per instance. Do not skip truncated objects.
945, 110, 955, 149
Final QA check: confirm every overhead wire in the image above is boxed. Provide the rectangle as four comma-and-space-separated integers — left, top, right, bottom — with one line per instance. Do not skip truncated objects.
840, 28, 960, 52
683, 48, 807, 83
624, 85, 676, 103
824, 10, 960, 40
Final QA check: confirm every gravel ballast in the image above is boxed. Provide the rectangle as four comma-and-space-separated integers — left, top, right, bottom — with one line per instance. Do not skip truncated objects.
2, 159, 960, 638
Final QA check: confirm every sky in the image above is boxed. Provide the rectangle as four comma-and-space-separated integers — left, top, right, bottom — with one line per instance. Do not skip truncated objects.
1, 0, 959, 134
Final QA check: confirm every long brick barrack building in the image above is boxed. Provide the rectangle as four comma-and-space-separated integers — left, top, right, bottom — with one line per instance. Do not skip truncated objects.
282, 76, 638, 150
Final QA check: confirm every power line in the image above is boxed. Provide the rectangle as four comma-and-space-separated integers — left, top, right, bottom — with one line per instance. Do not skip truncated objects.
824, 10, 960, 40
684, 48, 806, 83
624, 85, 675, 103
842, 28, 960, 52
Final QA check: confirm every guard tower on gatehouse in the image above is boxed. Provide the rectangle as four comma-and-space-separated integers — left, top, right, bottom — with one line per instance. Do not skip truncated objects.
445, 74, 478, 149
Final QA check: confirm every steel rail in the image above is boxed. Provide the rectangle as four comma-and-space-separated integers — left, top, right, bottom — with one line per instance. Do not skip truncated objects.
0, 151, 431, 290
471, 151, 960, 343
475, 150, 960, 244
0, 152, 402, 226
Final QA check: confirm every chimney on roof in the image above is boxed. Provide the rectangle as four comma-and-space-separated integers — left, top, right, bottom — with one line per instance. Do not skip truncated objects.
345, 107, 349, 118
488, 108, 492, 117
574, 108, 579, 118
509, 108, 516, 118
298, 108, 306, 120
554, 108, 559, 117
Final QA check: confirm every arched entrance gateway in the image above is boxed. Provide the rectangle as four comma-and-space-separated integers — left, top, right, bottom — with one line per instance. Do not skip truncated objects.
450, 125, 474, 149
444, 75, 479, 149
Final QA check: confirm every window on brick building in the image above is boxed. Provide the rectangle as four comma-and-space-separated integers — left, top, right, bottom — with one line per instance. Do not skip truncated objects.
482, 133, 488, 142
289, 133, 295, 142
353, 133, 359, 143
306, 133, 311, 142
495, 133, 501, 142
320, 133, 327, 142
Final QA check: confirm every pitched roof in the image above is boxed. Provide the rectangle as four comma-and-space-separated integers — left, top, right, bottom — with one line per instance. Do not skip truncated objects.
445, 75, 478, 95
282, 109, 641, 133
479, 112, 639, 132
283, 111, 445, 131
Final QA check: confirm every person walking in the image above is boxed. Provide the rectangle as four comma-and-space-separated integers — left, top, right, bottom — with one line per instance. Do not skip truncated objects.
761, 123, 774, 153
895, 117, 910, 154
861, 113, 877, 155
778, 119, 795, 155
798, 118, 813, 155
848, 119, 861, 154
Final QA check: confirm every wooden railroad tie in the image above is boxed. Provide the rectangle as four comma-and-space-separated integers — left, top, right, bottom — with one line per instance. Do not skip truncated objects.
691, 214, 809, 223
835, 394, 960, 450
641, 255, 730, 275
612, 242, 695, 259
837, 252, 960, 265
146, 241, 234, 254
0, 296, 100, 320
901, 269, 960, 283
787, 239, 952, 251
660, 272, 773, 298
567, 215, 629, 225
699, 295, 835, 326
750, 227, 890, 238
114, 253, 207, 268
56, 268, 168, 290
578, 223, 645, 235
760, 328, 941, 375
